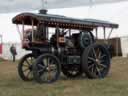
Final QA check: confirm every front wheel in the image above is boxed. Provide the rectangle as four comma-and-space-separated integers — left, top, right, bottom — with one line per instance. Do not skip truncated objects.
33, 53, 61, 84
82, 43, 111, 79
18, 53, 36, 81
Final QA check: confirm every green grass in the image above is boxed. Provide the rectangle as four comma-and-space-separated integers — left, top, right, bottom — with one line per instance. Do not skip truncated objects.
0, 57, 128, 96
0, 57, 5, 62
0, 78, 128, 96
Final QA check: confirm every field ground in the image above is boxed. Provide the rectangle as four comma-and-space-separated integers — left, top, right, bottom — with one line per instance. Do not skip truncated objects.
0, 57, 128, 96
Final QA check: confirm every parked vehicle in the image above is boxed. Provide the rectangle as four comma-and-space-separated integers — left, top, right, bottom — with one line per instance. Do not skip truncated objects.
12, 10, 118, 83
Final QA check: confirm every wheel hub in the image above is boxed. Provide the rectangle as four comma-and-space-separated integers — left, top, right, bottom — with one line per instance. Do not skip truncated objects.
46, 67, 50, 71
29, 65, 32, 71
96, 59, 100, 65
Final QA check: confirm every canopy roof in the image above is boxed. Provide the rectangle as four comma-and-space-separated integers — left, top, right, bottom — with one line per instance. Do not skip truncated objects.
12, 12, 118, 30
0, 0, 128, 13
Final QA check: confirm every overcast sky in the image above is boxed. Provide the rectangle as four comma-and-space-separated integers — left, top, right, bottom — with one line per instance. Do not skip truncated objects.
0, 1, 128, 43
0, 0, 128, 13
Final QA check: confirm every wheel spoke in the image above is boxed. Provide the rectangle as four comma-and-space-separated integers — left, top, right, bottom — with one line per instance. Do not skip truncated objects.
90, 64, 97, 74
100, 55, 106, 59
43, 72, 49, 81
94, 65, 97, 73
98, 51, 101, 59
37, 63, 46, 73
92, 48, 97, 59
30, 57, 34, 64
48, 64, 52, 81
96, 66, 102, 77
23, 64, 29, 67
98, 63, 107, 69
29, 72, 33, 79
91, 64, 95, 73
88, 60, 93, 64
47, 57, 49, 67
38, 63, 45, 69
40, 57, 54, 82
23, 68, 29, 72
100, 59, 105, 63
47, 72, 52, 81
25, 59, 30, 66
88, 64, 95, 69
38, 68, 45, 73
26, 71, 31, 78
88, 57, 96, 62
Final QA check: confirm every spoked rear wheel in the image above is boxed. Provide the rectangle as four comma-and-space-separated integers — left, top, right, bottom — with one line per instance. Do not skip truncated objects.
18, 53, 36, 81
33, 53, 61, 84
82, 43, 111, 79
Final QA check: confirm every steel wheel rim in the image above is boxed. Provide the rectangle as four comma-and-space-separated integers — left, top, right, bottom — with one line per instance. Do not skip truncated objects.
87, 46, 110, 78
22, 56, 35, 80
36, 56, 59, 83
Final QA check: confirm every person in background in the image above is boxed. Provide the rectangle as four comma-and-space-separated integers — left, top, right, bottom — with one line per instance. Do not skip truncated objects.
10, 44, 17, 62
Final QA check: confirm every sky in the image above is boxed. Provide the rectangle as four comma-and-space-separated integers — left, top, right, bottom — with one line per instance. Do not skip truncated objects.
0, 1, 128, 43
0, 0, 128, 13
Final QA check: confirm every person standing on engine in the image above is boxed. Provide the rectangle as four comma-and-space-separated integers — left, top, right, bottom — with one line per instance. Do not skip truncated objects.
10, 44, 17, 62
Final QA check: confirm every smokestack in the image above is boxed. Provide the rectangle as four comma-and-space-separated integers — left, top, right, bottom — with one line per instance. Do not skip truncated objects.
39, 9, 47, 14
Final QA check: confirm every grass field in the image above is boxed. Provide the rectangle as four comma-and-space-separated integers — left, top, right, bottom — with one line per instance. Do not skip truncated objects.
0, 57, 128, 96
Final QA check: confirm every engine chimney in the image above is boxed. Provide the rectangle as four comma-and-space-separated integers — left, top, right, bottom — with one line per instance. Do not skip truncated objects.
39, 9, 47, 14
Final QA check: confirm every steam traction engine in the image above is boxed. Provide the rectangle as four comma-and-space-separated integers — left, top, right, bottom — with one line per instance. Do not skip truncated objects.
12, 10, 118, 83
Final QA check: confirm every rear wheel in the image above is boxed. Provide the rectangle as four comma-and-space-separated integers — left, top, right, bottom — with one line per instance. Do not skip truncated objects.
33, 53, 61, 84
18, 53, 36, 81
82, 43, 111, 79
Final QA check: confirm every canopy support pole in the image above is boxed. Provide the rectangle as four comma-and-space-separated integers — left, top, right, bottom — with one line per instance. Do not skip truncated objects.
103, 27, 107, 43
31, 19, 34, 42
116, 36, 119, 56
103, 27, 106, 39
107, 28, 113, 39
16, 24, 22, 41
69, 29, 71, 37
56, 26, 59, 49
22, 20, 25, 40
95, 28, 98, 39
